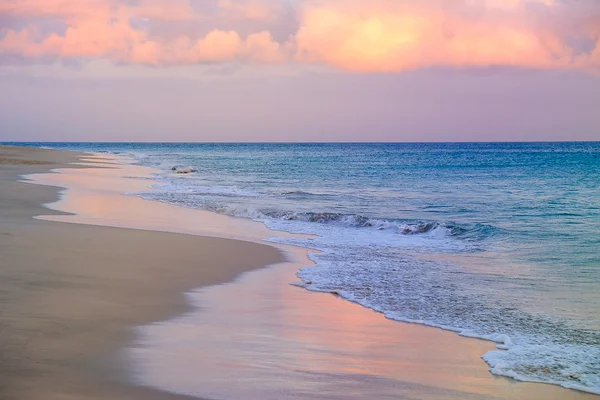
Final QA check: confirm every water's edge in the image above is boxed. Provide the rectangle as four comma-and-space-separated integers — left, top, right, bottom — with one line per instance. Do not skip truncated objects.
20, 143, 600, 396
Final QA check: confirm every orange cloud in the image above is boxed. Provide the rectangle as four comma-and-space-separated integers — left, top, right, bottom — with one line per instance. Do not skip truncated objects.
293, 0, 597, 72
0, 0, 599, 73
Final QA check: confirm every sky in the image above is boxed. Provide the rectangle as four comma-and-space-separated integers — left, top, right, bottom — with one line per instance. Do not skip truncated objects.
1, 0, 599, 142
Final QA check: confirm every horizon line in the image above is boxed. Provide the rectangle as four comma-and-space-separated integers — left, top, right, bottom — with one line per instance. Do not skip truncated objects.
2, 140, 600, 145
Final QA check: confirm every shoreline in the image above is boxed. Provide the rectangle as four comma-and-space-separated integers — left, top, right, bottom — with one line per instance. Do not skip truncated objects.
2, 145, 597, 399
0, 146, 283, 400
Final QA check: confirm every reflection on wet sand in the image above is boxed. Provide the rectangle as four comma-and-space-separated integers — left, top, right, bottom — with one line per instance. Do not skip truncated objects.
29, 156, 596, 400
130, 255, 593, 400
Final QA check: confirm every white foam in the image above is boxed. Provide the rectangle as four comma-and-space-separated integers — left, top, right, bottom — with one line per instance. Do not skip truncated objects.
146, 182, 264, 198
264, 230, 600, 395
483, 344, 600, 395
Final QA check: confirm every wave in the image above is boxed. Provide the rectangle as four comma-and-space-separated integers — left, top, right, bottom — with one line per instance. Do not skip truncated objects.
137, 186, 503, 241
265, 212, 454, 236
142, 183, 264, 199
280, 190, 340, 199
137, 191, 478, 239
282, 190, 317, 196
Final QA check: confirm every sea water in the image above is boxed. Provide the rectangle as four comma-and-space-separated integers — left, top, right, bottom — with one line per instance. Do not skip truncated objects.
10, 142, 600, 394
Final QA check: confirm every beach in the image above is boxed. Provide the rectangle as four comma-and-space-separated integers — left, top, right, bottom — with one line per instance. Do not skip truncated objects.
0, 146, 281, 399
0, 145, 597, 400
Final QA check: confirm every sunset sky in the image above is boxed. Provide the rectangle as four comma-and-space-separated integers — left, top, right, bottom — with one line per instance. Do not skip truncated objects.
1, 0, 599, 142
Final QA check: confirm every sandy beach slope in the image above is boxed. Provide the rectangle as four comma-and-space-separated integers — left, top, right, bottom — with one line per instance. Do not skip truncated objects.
0, 146, 282, 400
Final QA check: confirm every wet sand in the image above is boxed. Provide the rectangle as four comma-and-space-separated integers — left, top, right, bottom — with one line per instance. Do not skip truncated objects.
131, 260, 599, 400
1, 145, 597, 400
0, 146, 282, 400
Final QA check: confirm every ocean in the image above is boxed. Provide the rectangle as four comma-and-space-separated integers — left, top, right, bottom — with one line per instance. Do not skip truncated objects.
9, 142, 600, 394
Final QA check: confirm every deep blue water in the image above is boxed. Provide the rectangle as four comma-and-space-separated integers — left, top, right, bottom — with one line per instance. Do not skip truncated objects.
7, 142, 600, 393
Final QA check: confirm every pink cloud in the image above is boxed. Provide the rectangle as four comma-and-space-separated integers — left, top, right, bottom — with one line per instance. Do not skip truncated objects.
0, 0, 285, 64
126, 30, 284, 65
0, 0, 599, 73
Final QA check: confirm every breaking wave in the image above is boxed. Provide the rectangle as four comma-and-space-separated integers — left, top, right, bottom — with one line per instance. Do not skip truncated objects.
136, 188, 501, 241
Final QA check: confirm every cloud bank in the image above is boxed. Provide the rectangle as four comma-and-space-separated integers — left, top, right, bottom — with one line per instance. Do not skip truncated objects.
1, 0, 599, 72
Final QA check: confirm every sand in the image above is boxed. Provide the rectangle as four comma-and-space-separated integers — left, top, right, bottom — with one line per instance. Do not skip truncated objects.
0, 145, 597, 400
0, 146, 282, 400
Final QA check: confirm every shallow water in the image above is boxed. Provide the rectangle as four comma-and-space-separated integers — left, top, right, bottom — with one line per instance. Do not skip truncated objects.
10, 141, 600, 393
128, 261, 592, 400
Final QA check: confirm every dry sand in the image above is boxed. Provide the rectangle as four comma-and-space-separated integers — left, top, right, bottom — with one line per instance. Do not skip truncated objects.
0, 146, 282, 400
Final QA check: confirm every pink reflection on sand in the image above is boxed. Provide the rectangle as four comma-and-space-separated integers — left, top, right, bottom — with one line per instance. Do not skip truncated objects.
28, 154, 306, 243
131, 258, 594, 400
27, 155, 596, 400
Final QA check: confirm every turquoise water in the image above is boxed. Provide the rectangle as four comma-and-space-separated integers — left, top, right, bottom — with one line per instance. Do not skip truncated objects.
10, 142, 600, 393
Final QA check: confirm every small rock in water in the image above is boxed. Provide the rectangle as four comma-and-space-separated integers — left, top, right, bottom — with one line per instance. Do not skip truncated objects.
175, 167, 197, 174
